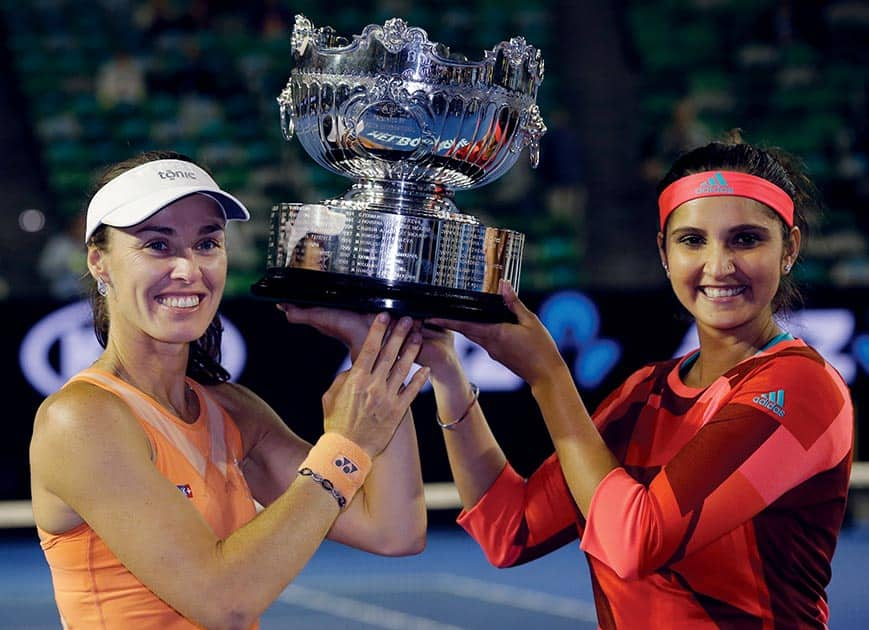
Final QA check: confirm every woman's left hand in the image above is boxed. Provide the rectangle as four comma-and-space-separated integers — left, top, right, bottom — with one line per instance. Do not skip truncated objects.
427, 280, 565, 387
278, 303, 375, 357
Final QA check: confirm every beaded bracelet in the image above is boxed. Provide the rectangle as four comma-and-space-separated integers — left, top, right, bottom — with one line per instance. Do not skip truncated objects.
437, 382, 480, 430
298, 467, 346, 509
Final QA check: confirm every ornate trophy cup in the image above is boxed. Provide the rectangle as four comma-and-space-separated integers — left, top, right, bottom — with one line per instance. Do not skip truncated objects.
252, 15, 546, 321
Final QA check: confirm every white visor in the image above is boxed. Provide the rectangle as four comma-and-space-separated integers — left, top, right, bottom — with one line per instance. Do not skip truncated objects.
85, 159, 250, 243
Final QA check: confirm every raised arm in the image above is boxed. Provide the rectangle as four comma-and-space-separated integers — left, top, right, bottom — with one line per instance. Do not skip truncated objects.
270, 305, 428, 553
416, 322, 582, 567
416, 323, 506, 507
427, 280, 619, 516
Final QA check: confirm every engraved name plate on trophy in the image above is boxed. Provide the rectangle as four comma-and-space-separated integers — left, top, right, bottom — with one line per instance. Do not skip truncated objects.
252, 15, 545, 321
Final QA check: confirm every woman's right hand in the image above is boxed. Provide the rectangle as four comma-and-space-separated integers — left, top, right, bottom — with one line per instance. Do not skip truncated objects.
321, 313, 429, 457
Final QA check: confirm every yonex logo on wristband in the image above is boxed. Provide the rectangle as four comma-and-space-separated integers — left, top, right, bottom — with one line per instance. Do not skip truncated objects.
299, 434, 371, 510
334, 456, 359, 475
694, 172, 733, 195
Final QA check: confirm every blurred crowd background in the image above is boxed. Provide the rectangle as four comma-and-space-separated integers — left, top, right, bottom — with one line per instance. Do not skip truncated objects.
0, 0, 867, 301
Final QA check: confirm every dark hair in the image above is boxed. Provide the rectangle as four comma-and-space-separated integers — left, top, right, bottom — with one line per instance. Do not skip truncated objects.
87, 150, 231, 385
656, 130, 820, 314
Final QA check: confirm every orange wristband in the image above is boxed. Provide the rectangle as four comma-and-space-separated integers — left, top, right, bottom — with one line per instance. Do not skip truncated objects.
299, 433, 372, 507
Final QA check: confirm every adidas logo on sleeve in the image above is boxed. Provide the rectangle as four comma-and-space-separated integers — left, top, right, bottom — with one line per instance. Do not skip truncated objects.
752, 389, 785, 417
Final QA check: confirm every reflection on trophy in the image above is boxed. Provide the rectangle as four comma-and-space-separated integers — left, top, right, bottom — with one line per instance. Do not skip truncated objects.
252, 14, 546, 321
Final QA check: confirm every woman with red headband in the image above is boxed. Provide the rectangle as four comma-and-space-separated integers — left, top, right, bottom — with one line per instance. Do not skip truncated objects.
418, 136, 854, 628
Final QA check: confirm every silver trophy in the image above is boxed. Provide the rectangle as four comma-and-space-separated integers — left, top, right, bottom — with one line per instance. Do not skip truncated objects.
252, 15, 546, 321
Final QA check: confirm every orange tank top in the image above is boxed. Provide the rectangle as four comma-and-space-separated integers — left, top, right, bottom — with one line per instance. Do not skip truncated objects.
38, 368, 258, 629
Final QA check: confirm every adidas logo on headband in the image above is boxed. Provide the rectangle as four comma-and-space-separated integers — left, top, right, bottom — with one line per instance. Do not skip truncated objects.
658, 169, 795, 229
694, 172, 734, 195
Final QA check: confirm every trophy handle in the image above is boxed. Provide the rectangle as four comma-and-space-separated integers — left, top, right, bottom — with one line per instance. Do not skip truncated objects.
521, 104, 546, 169
278, 82, 295, 141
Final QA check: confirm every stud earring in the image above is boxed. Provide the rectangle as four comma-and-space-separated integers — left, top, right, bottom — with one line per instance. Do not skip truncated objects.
662, 262, 669, 277
783, 263, 792, 274
97, 278, 109, 296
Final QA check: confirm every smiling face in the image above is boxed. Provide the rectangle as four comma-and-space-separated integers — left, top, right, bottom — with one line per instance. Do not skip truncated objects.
87, 194, 228, 348
658, 196, 800, 340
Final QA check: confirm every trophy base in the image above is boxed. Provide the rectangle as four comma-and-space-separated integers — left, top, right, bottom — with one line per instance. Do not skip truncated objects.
251, 268, 516, 323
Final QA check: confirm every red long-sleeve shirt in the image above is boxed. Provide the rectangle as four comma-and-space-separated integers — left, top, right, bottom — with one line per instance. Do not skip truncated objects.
458, 339, 853, 628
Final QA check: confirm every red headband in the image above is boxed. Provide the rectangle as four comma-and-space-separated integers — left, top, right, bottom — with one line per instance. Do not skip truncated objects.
658, 170, 794, 230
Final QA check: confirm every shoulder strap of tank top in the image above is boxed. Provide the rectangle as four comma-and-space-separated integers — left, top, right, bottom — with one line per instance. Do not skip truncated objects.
68, 368, 230, 479
188, 381, 230, 478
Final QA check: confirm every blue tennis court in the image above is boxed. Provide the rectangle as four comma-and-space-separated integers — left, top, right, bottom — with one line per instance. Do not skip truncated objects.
3, 519, 868, 629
